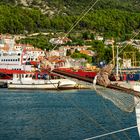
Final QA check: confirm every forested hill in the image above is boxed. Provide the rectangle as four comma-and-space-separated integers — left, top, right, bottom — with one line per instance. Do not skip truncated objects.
0, 0, 140, 39
1, 0, 140, 15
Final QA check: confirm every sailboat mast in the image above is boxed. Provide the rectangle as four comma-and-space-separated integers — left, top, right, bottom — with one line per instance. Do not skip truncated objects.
112, 45, 115, 66
116, 45, 119, 80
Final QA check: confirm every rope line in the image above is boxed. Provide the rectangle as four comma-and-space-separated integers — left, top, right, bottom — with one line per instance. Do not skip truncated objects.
109, 29, 140, 65
94, 85, 130, 140
84, 125, 137, 140
61, 92, 120, 140
52, 0, 100, 51
100, 95, 131, 140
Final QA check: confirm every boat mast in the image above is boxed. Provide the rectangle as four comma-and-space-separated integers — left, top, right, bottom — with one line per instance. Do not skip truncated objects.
116, 45, 119, 80
112, 45, 115, 66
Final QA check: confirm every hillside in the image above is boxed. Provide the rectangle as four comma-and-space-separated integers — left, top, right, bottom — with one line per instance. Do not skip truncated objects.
0, 0, 140, 39
0, 0, 140, 15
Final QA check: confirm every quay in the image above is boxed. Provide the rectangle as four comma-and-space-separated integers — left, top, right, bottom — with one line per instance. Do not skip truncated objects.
0, 68, 140, 96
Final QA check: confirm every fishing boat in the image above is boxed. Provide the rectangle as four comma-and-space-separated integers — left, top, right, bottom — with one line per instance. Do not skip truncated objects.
7, 72, 78, 90
55, 67, 97, 79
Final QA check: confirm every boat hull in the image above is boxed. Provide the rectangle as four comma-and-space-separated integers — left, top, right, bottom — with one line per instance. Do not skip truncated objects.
8, 83, 59, 89
134, 97, 140, 137
8, 79, 77, 90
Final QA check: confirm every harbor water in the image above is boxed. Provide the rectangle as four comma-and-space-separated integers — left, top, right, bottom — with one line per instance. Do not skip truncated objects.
0, 89, 139, 140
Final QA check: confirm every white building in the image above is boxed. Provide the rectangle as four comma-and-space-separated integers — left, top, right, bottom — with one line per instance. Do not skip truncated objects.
95, 35, 104, 41
123, 59, 131, 68
104, 39, 115, 46
49, 37, 72, 45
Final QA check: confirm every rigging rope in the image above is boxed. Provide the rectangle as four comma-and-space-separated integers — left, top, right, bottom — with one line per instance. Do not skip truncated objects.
93, 25, 140, 112
51, 0, 100, 51
100, 95, 132, 140
61, 92, 119, 140
84, 125, 137, 140
108, 29, 140, 66
46, 0, 140, 138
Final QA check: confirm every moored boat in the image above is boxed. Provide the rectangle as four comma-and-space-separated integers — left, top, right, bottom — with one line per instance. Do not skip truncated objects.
55, 67, 97, 79
7, 72, 78, 90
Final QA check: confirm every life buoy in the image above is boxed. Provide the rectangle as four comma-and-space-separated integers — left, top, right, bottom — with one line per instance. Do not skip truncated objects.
129, 74, 134, 79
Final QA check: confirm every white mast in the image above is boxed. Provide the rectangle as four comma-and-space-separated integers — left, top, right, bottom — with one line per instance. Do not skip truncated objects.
116, 45, 119, 80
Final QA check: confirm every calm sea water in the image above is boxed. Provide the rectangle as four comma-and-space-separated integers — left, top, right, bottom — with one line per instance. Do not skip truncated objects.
0, 89, 139, 140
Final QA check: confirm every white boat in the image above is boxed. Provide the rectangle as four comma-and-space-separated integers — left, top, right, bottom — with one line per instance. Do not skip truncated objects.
134, 96, 140, 137
7, 73, 77, 90
0, 50, 32, 71
132, 82, 140, 137
114, 81, 140, 137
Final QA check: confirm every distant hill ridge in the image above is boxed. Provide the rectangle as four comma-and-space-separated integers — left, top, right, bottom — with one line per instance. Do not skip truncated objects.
0, 0, 140, 15
0, 0, 140, 38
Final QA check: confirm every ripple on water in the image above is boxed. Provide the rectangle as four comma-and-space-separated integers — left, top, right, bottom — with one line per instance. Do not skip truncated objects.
0, 89, 139, 140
